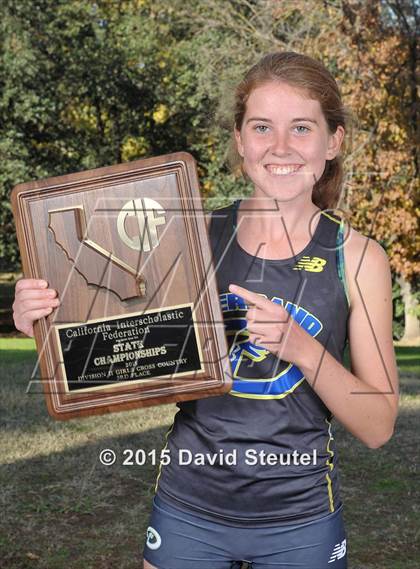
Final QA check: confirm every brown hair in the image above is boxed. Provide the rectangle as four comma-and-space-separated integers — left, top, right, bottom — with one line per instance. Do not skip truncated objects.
229, 51, 348, 210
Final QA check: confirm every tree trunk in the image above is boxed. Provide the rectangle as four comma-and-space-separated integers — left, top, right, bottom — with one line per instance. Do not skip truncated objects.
397, 274, 420, 344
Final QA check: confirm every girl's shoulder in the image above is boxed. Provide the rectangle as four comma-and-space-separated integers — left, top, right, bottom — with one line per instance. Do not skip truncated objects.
343, 222, 389, 268
341, 221, 391, 309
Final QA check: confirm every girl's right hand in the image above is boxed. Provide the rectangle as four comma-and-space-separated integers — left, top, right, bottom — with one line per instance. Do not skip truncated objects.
12, 279, 60, 337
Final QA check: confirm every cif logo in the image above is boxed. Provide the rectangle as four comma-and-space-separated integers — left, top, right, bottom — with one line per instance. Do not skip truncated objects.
117, 198, 166, 252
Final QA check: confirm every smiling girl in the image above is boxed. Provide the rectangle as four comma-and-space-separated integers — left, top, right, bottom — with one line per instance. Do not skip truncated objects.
13, 52, 399, 569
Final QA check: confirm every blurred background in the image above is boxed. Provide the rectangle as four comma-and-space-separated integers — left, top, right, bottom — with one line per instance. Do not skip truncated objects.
0, 1, 418, 568
0, 0, 418, 340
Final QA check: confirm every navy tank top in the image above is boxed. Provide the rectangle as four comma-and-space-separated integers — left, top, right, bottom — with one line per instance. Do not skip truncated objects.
155, 200, 350, 525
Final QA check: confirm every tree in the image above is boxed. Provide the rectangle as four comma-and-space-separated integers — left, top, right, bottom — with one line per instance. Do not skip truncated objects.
1, 0, 417, 340
170, 0, 419, 340
0, 0, 210, 268
338, 0, 419, 341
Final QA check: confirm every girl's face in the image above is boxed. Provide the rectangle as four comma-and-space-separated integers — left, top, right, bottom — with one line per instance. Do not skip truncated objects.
234, 81, 344, 203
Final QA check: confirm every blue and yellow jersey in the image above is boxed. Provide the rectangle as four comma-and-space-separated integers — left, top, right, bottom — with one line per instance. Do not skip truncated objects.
155, 200, 350, 525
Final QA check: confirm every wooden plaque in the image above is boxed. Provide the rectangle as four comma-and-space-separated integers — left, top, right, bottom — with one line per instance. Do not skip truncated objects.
11, 152, 231, 420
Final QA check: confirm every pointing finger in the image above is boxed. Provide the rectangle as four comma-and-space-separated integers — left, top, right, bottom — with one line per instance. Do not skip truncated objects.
229, 284, 271, 309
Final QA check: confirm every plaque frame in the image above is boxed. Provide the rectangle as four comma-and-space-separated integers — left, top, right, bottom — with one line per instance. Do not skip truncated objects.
11, 152, 231, 420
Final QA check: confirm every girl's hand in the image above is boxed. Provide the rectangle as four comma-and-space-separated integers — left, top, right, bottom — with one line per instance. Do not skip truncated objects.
12, 279, 60, 338
228, 283, 313, 367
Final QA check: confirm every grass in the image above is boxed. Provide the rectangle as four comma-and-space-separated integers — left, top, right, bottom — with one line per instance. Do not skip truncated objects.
1, 353, 172, 568
0, 274, 20, 334
0, 338, 37, 364
0, 339, 419, 568
394, 346, 420, 375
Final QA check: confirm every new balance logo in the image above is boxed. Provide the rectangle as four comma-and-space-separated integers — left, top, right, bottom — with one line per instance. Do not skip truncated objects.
293, 256, 327, 272
328, 538, 346, 563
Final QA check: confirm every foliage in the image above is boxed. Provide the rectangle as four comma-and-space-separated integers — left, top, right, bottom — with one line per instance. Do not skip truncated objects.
0, 0, 214, 268
0, 1, 418, 302
392, 277, 405, 340
337, 0, 419, 281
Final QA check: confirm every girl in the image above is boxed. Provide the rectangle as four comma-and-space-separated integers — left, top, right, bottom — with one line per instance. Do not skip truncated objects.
13, 52, 399, 569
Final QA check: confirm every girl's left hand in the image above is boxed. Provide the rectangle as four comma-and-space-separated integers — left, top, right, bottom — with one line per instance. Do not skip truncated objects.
228, 283, 314, 367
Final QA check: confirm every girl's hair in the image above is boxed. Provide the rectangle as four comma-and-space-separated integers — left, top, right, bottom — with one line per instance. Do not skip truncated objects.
229, 51, 348, 210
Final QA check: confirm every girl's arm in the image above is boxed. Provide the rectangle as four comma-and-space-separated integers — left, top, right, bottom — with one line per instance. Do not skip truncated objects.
298, 230, 399, 448
230, 228, 399, 449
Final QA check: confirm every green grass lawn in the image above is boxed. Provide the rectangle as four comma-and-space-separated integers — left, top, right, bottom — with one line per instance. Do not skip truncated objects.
0, 337, 37, 363
394, 346, 420, 375
0, 275, 20, 334
0, 339, 419, 569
